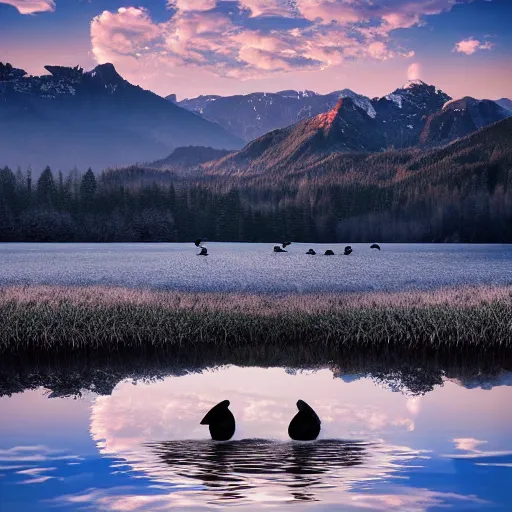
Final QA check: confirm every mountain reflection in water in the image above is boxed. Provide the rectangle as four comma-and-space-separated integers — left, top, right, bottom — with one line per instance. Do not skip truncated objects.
150, 439, 367, 504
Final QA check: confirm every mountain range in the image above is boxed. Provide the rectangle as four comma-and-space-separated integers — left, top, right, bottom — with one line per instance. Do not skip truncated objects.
169, 83, 508, 177
0, 62, 243, 170
174, 80, 511, 145
1, 59, 510, 175
175, 88, 376, 142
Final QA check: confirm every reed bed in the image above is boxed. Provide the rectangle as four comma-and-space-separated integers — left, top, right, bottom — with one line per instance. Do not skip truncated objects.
0, 285, 511, 357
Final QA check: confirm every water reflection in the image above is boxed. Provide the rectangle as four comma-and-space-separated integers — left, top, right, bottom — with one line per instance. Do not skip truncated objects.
1, 365, 512, 511
150, 439, 367, 504
4, 354, 512, 399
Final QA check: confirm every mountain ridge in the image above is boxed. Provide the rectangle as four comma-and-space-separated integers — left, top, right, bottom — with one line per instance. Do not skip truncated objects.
0, 62, 244, 170
198, 85, 509, 177
176, 87, 376, 142
495, 98, 512, 113
420, 97, 510, 146
175, 81, 510, 150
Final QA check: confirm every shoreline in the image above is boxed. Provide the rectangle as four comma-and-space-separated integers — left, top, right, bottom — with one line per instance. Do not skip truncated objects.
1, 285, 511, 357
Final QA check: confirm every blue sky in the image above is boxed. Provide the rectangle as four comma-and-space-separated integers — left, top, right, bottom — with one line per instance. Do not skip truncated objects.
1, 0, 511, 100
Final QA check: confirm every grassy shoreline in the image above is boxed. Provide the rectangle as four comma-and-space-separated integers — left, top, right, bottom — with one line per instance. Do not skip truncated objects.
1, 285, 511, 357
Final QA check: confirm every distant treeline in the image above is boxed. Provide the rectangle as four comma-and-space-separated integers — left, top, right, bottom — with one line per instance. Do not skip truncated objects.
1, 139, 511, 243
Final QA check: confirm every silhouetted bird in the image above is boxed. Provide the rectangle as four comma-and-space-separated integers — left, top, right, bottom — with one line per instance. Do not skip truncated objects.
198, 247, 208, 256
274, 246, 287, 253
324, 250, 335, 256
370, 243, 381, 250
306, 249, 316, 255
282, 242, 292, 248
200, 400, 235, 441
288, 399, 321, 441
344, 246, 353, 256
194, 239, 202, 247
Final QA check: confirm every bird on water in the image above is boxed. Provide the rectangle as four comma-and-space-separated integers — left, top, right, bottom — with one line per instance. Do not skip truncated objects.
200, 400, 236, 441
194, 238, 208, 255
274, 245, 287, 252
306, 248, 316, 255
370, 243, 381, 250
344, 246, 353, 255
324, 249, 335, 256
282, 241, 292, 249
288, 399, 321, 441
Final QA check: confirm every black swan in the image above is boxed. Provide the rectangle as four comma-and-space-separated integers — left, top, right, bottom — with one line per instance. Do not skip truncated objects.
288, 400, 321, 441
200, 400, 236, 441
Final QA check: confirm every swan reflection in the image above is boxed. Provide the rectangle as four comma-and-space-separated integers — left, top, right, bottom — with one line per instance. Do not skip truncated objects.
149, 439, 367, 504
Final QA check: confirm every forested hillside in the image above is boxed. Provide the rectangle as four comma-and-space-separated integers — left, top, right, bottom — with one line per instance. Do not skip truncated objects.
1, 118, 511, 243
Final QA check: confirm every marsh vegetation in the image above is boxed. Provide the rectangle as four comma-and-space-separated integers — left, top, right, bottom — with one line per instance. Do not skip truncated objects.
1, 285, 511, 359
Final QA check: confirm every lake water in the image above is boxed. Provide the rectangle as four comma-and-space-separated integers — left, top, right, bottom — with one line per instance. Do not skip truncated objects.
1, 243, 512, 293
1, 366, 511, 511
1, 243, 511, 510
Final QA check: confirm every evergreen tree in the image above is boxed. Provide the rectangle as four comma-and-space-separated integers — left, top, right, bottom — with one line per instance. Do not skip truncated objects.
37, 166, 55, 207
80, 168, 97, 208
27, 168, 32, 204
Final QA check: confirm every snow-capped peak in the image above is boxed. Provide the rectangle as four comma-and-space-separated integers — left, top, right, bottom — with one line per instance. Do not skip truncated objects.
401, 79, 427, 89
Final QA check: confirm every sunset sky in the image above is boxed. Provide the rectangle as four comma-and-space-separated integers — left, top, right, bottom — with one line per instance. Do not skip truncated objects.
1, 0, 511, 100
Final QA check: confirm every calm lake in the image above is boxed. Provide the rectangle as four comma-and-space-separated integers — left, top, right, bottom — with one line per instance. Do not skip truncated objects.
1, 366, 511, 511
1, 243, 512, 293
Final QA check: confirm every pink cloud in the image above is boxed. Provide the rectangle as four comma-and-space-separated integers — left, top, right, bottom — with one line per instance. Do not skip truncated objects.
91, 7, 161, 63
167, 0, 217, 12
163, 10, 236, 62
89, 0, 473, 83
1, 0, 55, 14
238, 47, 296, 71
239, 0, 296, 18
231, 30, 295, 53
454, 438, 488, 452
454, 38, 494, 55
297, 0, 457, 30
297, 0, 361, 25
367, 41, 394, 60
407, 62, 421, 80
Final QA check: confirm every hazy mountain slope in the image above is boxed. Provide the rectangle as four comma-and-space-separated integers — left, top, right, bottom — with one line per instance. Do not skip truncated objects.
206, 98, 386, 176
305, 116, 512, 189
495, 98, 512, 112
149, 146, 233, 170
0, 63, 244, 170
200, 114, 512, 185
420, 97, 511, 146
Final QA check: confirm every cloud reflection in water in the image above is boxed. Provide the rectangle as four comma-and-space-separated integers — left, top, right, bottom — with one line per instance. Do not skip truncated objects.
150, 439, 367, 504
83, 366, 494, 509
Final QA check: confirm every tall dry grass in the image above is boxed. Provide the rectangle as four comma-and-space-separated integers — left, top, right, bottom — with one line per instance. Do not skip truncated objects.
0, 285, 511, 356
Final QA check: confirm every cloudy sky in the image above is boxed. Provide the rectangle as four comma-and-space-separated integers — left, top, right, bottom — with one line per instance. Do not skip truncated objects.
1, 0, 511, 100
